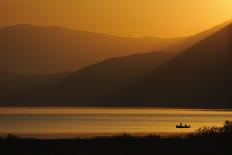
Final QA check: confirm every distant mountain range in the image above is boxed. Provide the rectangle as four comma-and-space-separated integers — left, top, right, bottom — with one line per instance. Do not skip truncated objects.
0, 21, 231, 107
52, 23, 232, 108
0, 52, 177, 106
116, 23, 232, 108
0, 20, 230, 75
0, 24, 180, 74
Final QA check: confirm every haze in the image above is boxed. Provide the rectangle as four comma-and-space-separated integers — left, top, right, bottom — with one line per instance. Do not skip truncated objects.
0, 0, 232, 37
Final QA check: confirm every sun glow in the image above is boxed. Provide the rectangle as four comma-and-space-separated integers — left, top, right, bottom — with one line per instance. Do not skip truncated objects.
0, 0, 232, 37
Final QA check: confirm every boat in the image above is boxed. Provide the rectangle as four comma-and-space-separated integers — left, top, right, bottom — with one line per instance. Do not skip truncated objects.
176, 123, 191, 128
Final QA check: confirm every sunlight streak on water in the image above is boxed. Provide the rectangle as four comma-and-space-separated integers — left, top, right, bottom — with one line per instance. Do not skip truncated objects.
0, 108, 231, 138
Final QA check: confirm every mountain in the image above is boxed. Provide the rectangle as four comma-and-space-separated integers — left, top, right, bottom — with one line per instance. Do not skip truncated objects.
0, 71, 22, 82
162, 19, 232, 52
53, 52, 179, 106
0, 72, 70, 106
0, 21, 230, 75
50, 22, 232, 107
0, 52, 178, 106
0, 21, 231, 107
0, 24, 181, 75
116, 23, 232, 108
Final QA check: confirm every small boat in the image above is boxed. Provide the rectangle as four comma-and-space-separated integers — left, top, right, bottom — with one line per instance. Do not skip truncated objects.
176, 123, 191, 128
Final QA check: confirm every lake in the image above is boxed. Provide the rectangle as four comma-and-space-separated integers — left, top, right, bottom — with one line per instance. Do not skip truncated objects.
0, 108, 231, 138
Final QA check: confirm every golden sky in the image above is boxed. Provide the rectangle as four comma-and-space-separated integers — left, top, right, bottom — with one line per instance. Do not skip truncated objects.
0, 0, 232, 37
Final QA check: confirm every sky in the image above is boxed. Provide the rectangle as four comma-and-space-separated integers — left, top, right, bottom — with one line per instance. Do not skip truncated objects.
0, 0, 232, 37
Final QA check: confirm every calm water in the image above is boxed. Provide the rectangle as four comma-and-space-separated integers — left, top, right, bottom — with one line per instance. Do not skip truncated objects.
0, 108, 231, 138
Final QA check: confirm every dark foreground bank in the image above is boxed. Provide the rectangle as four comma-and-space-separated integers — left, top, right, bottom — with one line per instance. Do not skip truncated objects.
1, 134, 232, 155
1, 121, 232, 155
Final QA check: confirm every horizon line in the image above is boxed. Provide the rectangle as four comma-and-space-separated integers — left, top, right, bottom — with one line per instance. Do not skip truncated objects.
1, 19, 231, 39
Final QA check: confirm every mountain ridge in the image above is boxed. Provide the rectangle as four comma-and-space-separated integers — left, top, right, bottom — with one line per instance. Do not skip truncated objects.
114, 23, 232, 107
0, 20, 231, 75
0, 24, 183, 75
0, 21, 232, 107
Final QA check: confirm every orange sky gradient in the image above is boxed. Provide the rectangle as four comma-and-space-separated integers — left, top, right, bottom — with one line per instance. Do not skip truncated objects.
0, 0, 232, 37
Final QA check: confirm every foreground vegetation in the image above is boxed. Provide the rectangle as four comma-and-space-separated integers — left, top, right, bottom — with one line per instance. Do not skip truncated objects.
1, 121, 232, 155
194, 120, 232, 136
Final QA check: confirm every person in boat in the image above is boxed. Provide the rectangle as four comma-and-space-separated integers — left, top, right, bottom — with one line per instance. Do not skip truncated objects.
176, 123, 191, 128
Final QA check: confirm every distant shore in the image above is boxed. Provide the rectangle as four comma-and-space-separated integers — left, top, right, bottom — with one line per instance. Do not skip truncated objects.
1, 106, 232, 110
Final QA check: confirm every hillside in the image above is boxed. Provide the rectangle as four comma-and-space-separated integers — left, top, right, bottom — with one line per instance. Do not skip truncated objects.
0, 72, 70, 106
163, 20, 232, 52
117, 23, 232, 107
0, 24, 181, 74
0, 71, 22, 82
53, 52, 178, 106
0, 22, 231, 107
0, 52, 177, 106
0, 21, 230, 75
51, 22, 232, 107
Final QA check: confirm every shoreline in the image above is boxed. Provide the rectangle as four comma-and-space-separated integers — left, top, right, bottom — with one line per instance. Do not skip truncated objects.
1, 106, 232, 110
1, 133, 231, 155
0, 132, 190, 139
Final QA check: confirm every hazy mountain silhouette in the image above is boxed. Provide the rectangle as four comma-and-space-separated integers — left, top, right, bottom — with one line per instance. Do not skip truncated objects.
52, 52, 179, 106
0, 21, 231, 107
0, 52, 177, 106
0, 24, 182, 75
0, 71, 22, 82
0, 21, 230, 75
50, 21, 232, 107
0, 72, 70, 106
115, 23, 232, 108
163, 19, 232, 52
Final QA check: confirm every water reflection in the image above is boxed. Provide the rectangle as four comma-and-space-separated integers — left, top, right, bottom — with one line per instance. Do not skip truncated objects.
0, 108, 231, 138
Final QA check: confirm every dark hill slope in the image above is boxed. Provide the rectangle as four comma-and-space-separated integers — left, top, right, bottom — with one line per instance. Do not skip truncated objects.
0, 22, 232, 107
0, 52, 177, 106
0, 72, 70, 106
0, 71, 22, 82
0, 21, 230, 75
53, 52, 178, 106
117, 24, 232, 108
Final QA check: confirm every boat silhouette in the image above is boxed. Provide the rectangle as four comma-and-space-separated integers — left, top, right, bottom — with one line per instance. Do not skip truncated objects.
176, 123, 191, 128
